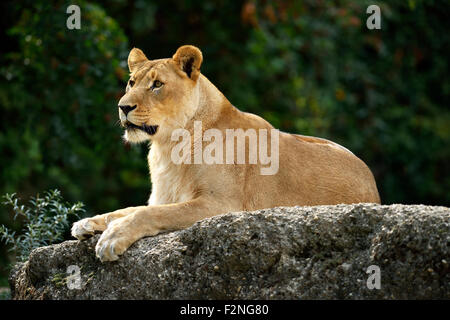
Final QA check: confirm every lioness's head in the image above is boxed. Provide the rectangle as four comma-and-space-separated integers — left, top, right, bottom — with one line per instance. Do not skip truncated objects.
118, 45, 203, 143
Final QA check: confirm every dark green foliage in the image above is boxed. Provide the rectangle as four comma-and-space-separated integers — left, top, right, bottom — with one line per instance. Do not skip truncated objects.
0, 0, 149, 216
0, 190, 84, 262
234, 0, 450, 205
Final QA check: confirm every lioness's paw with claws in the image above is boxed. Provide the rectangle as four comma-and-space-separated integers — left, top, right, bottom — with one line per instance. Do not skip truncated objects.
95, 220, 132, 262
71, 218, 97, 240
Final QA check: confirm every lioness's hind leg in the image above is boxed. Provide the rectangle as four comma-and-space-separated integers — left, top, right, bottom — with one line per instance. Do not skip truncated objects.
71, 206, 147, 240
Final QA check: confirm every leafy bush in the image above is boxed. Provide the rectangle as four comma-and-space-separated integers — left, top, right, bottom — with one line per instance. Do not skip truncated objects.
0, 0, 148, 219
0, 190, 84, 262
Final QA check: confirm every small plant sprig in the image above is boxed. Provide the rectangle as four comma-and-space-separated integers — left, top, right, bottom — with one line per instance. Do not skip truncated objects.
0, 189, 85, 262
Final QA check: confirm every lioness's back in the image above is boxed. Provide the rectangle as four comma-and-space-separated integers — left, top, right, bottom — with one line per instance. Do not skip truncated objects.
243, 131, 380, 209
286, 132, 380, 204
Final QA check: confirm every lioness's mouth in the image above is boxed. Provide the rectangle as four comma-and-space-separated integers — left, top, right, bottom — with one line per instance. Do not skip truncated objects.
124, 121, 158, 135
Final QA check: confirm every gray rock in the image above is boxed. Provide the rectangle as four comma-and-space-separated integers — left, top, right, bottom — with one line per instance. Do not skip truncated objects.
9, 204, 450, 299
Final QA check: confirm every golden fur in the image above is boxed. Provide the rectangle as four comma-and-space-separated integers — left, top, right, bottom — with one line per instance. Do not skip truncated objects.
72, 45, 380, 262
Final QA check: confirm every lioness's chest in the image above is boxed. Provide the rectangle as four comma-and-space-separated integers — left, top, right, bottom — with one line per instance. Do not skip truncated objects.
147, 144, 196, 205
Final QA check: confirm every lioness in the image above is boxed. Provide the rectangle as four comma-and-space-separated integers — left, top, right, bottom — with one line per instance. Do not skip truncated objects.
72, 45, 380, 262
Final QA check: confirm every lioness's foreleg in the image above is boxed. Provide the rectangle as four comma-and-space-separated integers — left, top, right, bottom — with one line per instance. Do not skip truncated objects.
94, 197, 225, 262
71, 206, 148, 240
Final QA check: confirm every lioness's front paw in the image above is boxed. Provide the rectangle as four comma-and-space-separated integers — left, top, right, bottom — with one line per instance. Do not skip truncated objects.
95, 220, 132, 262
71, 218, 96, 240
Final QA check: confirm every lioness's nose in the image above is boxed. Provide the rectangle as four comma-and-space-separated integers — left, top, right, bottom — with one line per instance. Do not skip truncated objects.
119, 105, 137, 115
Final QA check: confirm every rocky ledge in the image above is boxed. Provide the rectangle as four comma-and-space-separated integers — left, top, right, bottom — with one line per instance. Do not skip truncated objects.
9, 204, 449, 299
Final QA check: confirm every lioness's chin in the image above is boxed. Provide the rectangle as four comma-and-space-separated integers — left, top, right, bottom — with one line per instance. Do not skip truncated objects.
123, 128, 152, 143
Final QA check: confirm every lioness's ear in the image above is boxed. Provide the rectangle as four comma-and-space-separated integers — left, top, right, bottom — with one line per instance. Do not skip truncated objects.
172, 45, 203, 81
128, 48, 148, 73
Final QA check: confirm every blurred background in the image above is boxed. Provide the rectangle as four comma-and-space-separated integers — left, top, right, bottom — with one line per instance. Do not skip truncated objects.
0, 0, 449, 286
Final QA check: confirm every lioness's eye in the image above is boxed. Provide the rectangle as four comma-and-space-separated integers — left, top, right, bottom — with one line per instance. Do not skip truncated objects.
153, 80, 163, 88
129, 79, 135, 87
